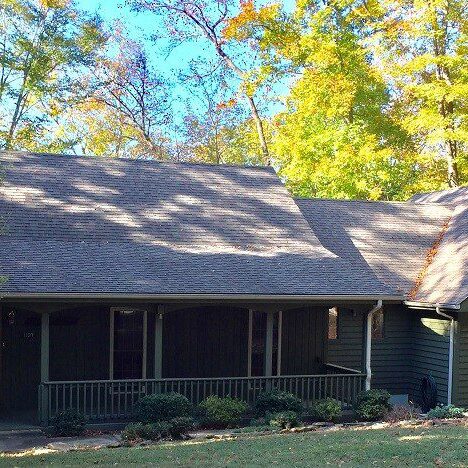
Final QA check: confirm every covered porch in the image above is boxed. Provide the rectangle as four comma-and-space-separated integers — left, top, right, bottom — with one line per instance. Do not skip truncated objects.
0, 300, 370, 426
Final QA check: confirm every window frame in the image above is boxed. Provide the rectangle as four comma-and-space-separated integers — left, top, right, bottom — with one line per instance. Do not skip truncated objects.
328, 306, 339, 340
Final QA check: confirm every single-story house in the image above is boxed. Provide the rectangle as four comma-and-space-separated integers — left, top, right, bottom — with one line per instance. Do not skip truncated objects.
0, 151, 466, 426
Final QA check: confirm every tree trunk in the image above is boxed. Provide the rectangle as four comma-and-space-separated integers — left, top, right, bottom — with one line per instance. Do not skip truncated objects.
446, 139, 459, 187
215, 45, 270, 164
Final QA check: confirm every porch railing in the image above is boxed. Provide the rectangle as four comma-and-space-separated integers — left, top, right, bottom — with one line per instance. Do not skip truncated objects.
38, 369, 365, 425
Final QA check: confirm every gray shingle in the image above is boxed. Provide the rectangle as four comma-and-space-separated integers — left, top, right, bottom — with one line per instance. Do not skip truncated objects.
295, 198, 452, 298
0, 151, 394, 297
410, 187, 468, 307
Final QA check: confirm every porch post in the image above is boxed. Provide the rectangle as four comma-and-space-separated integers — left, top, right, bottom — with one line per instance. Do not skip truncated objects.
40, 312, 49, 425
142, 310, 148, 379
154, 305, 164, 379
41, 312, 49, 382
264, 311, 274, 377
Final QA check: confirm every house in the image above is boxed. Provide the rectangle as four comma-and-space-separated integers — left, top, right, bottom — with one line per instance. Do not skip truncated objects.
0, 151, 466, 426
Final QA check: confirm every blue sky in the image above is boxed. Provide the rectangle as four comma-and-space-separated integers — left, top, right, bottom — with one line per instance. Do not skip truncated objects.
75, 0, 296, 134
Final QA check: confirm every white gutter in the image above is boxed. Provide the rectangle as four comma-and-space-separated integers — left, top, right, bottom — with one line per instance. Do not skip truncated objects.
436, 305, 455, 405
365, 300, 383, 391
405, 300, 460, 311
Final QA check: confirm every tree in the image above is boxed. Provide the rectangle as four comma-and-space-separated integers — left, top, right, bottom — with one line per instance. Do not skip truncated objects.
129, 0, 271, 163
0, 0, 106, 151
227, 0, 419, 199
378, 0, 467, 187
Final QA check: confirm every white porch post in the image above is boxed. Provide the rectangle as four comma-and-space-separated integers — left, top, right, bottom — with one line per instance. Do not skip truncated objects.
41, 312, 49, 382
154, 305, 164, 379
265, 311, 274, 377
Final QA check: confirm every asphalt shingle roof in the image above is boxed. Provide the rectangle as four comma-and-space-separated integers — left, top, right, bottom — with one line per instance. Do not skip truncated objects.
0, 151, 394, 297
295, 198, 453, 300
410, 187, 468, 307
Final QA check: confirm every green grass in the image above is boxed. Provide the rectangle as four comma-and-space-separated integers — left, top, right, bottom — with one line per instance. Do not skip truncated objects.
2, 424, 467, 467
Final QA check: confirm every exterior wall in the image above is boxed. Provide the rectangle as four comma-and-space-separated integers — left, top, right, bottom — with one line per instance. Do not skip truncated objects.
409, 312, 450, 405
328, 304, 413, 396
162, 306, 249, 378
327, 306, 366, 371
453, 310, 468, 407
281, 306, 327, 375
50, 306, 110, 381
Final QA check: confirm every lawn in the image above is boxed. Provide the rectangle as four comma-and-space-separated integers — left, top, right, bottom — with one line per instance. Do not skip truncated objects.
1, 424, 467, 467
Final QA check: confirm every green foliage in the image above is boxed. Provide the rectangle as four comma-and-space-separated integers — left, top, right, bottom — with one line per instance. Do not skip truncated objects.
254, 390, 303, 417
198, 396, 248, 428
166, 417, 195, 438
427, 404, 466, 419
50, 409, 86, 437
309, 398, 342, 422
135, 392, 192, 423
355, 389, 392, 421
267, 411, 300, 429
122, 417, 194, 441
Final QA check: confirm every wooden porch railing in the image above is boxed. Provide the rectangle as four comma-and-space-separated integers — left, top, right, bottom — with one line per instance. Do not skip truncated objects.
38, 368, 365, 425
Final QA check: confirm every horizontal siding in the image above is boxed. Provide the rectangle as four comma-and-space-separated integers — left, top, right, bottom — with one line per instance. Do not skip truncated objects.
454, 312, 468, 406
327, 307, 364, 371
410, 314, 450, 406
372, 305, 412, 395
328, 305, 413, 396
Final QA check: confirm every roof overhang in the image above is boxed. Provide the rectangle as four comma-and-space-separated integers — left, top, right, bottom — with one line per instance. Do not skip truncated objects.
0, 292, 404, 303
404, 300, 461, 311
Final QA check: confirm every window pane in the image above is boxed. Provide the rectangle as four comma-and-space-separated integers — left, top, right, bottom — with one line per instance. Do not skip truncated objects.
328, 307, 338, 340
371, 309, 384, 339
114, 310, 143, 379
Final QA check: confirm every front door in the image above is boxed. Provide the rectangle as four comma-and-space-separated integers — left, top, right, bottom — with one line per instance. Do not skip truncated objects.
0, 309, 41, 414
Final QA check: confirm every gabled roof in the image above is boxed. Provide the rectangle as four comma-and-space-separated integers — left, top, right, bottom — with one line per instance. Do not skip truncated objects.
0, 151, 395, 298
295, 198, 452, 300
409, 187, 468, 308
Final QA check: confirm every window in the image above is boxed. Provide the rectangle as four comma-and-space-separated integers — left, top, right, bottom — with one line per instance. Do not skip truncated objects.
113, 310, 144, 379
371, 309, 384, 339
328, 307, 338, 340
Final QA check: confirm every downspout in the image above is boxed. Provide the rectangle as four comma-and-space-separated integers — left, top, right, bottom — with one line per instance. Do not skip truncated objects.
365, 300, 383, 391
436, 305, 455, 405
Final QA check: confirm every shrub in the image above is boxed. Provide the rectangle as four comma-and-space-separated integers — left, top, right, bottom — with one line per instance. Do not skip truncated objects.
355, 389, 392, 421
268, 411, 300, 429
384, 405, 421, 423
122, 417, 194, 442
198, 396, 248, 428
122, 421, 171, 442
167, 416, 195, 439
309, 398, 342, 422
254, 390, 302, 416
135, 392, 192, 423
50, 409, 86, 437
427, 404, 466, 419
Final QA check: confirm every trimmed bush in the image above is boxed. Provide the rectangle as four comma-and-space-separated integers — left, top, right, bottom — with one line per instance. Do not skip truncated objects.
268, 411, 300, 429
198, 396, 248, 428
427, 404, 465, 419
50, 409, 86, 437
122, 417, 194, 442
122, 422, 171, 442
310, 398, 342, 422
254, 390, 302, 416
135, 392, 192, 423
355, 389, 392, 421
167, 416, 195, 438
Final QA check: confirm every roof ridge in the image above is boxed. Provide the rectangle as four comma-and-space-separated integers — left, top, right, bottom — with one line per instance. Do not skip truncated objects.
0, 150, 275, 172
295, 197, 453, 208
